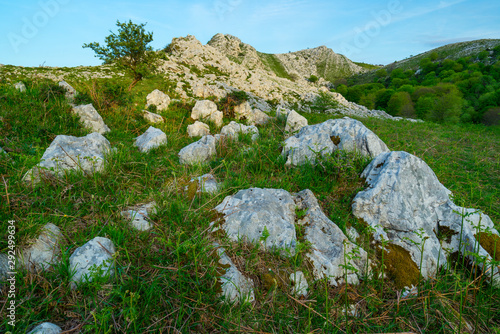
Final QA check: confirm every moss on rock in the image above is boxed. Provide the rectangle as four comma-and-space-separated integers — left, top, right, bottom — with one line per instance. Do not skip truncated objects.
383, 243, 420, 289
476, 232, 500, 261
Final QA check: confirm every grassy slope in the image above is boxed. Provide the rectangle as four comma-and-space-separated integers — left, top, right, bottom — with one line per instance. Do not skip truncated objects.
257, 52, 291, 80
0, 71, 499, 333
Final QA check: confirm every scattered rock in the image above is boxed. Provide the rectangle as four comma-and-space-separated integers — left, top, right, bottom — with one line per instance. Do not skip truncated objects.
276, 106, 292, 119
58, 80, 77, 101
234, 101, 253, 120
0, 254, 9, 281
27, 322, 62, 334
213, 188, 297, 255
72, 104, 110, 134
143, 110, 164, 123
190, 174, 219, 194
146, 89, 170, 111
248, 108, 271, 126
179, 135, 217, 165
69, 237, 116, 289
187, 121, 210, 137
135, 126, 167, 152
295, 189, 369, 286
290, 271, 308, 297
215, 244, 255, 303
220, 121, 259, 141
18, 223, 63, 272
191, 100, 223, 127
282, 117, 389, 166
14, 81, 26, 92
285, 110, 308, 136
352, 151, 500, 288
23, 132, 111, 184
121, 202, 157, 231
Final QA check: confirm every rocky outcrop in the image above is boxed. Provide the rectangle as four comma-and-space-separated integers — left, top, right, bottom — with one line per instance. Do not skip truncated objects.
135, 126, 167, 152
72, 104, 110, 134
215, 244, 255, 303
352, 151, 500, 288
18, 223, 63, 272
69, 237, 116, 289
121, 202, 157, 231
146, 89, 170, 111
178, 135, 217, 165
282, 117, 389, 166
187, 121, 210, 137
143, 110, 164, 123
23, 132, 111, 183
220, 121, 259, 141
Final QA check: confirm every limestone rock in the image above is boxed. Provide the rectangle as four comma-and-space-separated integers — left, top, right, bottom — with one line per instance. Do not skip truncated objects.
295, 189, 368, 286
135, 126, 167, 152
121, 202, 157, 231
187, 121, 210, 137
276, 106, 292, 119
179, 135, 217, 165
234, 101, 253, 120
248, 108, 271, 126
215, 244, 255, 303
282, 117, 389, 166
352, 151, 500, 287
69, 237, 115, 289
190, 174, 219, 194
191, 100, 217, 119
59, 80, 77, 101
72, 104, 110, 134
290, 271, 308, 297
23, 132, 111, 183
27, 322, 62, 334
146, 89, 170, 111
214, 188, 297, 254
220, 121, 259, 141
14, 81, 26, 92
143, 110, 164, 123
19, 223, 63, 272
285, 110, 308, 136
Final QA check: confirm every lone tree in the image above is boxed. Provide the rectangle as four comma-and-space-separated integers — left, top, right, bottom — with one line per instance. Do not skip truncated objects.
83, 20, 157, 90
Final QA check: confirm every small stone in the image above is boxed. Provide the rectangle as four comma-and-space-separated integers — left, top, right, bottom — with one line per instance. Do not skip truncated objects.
190, 174, 219, 194
289, 271, 308, 297
14, 81, 26, 92
135, 126, 167, 152
27, 322, 62, 334
72, 104, 110, 134
187, 121, 210, 137
121, 202, 157, 231
220, 121, 259, 141
146, 89, 170, 111
179, 135, 217, 165
19, 223, 63, 272
59, 80, 77, 101
143, 110, 164, 123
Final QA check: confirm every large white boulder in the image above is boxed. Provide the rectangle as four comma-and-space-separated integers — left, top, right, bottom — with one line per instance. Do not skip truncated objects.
352, 151, 500, 287
135, 126, 167, 152
18, 223, 63, 272
72, 104, 110, 134
282, 117, 389, 166
191, 100, 223, 127
179, 135, 217, 165
146, 89, 170, 111
23, 132, 111, 183
69, 237, 116, 289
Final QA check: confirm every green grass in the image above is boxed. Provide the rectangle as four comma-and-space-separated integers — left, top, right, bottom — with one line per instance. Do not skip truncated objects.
0, 73, 499, 333
257, 52, 291, 80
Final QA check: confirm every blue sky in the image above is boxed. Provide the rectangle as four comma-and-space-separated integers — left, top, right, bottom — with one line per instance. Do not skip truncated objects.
1, 0, 499, 67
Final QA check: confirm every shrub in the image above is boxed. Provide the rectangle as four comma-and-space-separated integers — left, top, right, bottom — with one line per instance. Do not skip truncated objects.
218, 90, 249, 118
308, 75, 319, 83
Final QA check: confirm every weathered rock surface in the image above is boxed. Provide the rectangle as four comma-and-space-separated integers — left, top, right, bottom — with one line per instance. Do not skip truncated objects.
187, 121, 210, 137
248, 109, 271, 125
121, 202, 157, 231
295, 189, 368, 286
282, 117, 389, 166
215, 244, 255, 303
179, 135, 217, 165
285, 110, 308, 136
191, 174, 219, 194
352, 151, 500, 287
27, 322, 62, 334
19, 223, 63, 272
58, 80, 77, 101
146, 89, 170, 111
0, 253, 9, 281
214, 188, 297, 254
135, 126, 167, 152
234, 101, 253, 120
220, 121, 259, 141
143, 110, 164, 123
191, 100, 223, 127
23, 132, 111, 183
72, 104, 110, 134
14, 81, 26, 92
69, 237, 115, 289
290, 271, 308, 297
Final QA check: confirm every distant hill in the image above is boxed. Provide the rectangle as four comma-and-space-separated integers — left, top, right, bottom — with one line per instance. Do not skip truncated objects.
207, 33, 367, 82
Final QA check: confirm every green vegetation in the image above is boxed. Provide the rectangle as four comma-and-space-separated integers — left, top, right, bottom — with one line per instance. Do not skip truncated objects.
353, 61, 381, 70
0, 71, 499, 333
257, 51, 291, 79
340, 46, 500, 124
83, 20, 158, 90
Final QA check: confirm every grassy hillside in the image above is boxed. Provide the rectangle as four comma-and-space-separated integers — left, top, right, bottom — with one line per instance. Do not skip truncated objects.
0, 71, 499, 333
257, 52, 292, 80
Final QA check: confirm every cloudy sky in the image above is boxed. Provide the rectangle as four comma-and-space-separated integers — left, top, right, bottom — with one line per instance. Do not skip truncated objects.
1, 0, 499, 67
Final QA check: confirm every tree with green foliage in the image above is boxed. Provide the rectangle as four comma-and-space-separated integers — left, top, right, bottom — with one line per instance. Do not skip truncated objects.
387, 91, 414, 117
83, 20, 158, 91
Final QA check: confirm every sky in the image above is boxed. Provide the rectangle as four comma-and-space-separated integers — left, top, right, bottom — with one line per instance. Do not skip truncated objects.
1, 0, 499, 67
